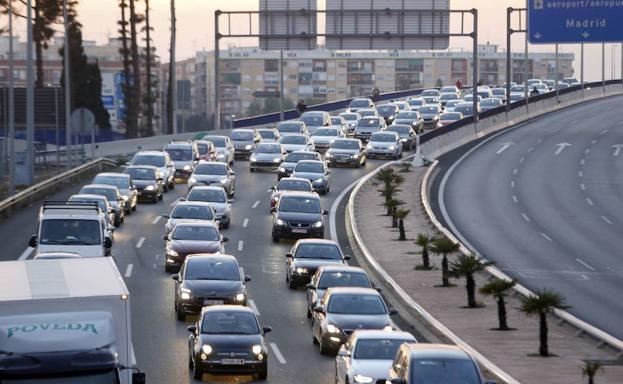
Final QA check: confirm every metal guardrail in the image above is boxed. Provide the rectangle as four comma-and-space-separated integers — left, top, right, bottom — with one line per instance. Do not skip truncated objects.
0, 157, 118, 217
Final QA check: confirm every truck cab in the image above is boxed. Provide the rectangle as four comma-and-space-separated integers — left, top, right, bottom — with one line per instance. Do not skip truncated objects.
29, 201, 113, 258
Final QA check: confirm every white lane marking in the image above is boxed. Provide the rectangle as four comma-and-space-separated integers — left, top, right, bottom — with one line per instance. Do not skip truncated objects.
602, 216, 613, 225
518, 271, 528, 278
580, 183, 586, 191
612, 144, 623, 157
537, 138, 543, 144
584, 148, 591, 155
519, 157, 525, 163
580, 275, 589, 281
19, 247, 35, 260
580, 159, 585, 166
513, 168, 518, 175
578, 171, 583, 177
151, 215, 162, 225
576, 258, 596, 271
496, 142, 515, 154
541, 233, 553, 242
528, 147, 534, 153
617, 121, 623, 126
510, 181, 515, 188
242, 218, 249, 228
136, 237, 146, 249
238, 240, 244, 251
251, 200, 260, 209
600, 129, 609, 136
521, 213, 530, 222
512, 195, 518, 203
269, 343, 287, 364
591, 139, 597, 145
548, 128, 559, 135
248, 300, 261, 316
586, 198, 594, 206
124, 264, 134, 278
169, 198, 180, 207
554, 143, 572, 155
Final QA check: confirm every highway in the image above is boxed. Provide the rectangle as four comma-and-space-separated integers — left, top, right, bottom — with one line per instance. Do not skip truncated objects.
2, 153, 423, 383
433, 96, 623, 340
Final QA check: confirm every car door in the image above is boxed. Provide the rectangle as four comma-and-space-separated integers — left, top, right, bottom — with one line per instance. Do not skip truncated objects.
312, 294, 329, 340
335, 340, 353, 383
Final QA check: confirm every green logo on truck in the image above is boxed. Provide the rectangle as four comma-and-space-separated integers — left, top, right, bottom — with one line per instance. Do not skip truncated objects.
5, 322, 98, 338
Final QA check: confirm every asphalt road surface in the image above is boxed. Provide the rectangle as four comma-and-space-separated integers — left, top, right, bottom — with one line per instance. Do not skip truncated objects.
433, 96, 623, 340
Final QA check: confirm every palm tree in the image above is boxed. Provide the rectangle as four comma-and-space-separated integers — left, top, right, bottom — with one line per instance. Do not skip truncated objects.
429, 237, 460, 287
386, 198, 404, 226
450, 254, 494, 308
520, 289, 571, 357
381, 186, 401, 216
480, 278, 516, 330
395, 208, 409, 240
581, 361, 604, 384
415, 233, 436, 270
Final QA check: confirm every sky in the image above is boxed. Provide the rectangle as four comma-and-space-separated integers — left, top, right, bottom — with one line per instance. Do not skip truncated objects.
5, 0, 620, 81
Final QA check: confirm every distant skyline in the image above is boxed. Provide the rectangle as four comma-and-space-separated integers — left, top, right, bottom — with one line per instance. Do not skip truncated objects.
2, 0, 619, 81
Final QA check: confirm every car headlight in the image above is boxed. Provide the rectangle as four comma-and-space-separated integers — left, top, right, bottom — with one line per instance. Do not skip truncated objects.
366, 144, 372, 150
279, 167, 286, 172
183, 165, 192, 171
383, 325, 393, 331
387, 145, 395, 151
276, 219, 286, 226
329, 139, 335, 144
201, 345, 212, 355
189, 177, 197, 183
351, 154, 359, 159
252, 345, 263, 355
353, 375, 374, 384
217, 153, 225, 159
220, 178, 228, 184
401, 138, 407, 142
245, 144, 253, 150
145, 185, 155, 191
273, 157, 281, 163
235, 293, 245, 302
314, 178, 324, 184
325, 152, 332, 158
250, 157, 257, 162
312, 220, 323, 228
326, 324, 340, 334
167, 249, 178, 257
121, 195, 129, 201
295, 267, 308, 274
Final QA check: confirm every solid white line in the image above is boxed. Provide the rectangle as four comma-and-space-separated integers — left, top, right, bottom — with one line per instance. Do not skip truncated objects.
576, 258, 596, 271
251, 200, 260, 209
586, 198, 594, 206
510, 181, 515, 188
602, 216, 613, 225
151, 215, 162, 225
269, 343, 287, 364
591, 139, 597, 145
512, 195, 518, 203
248, 299, 261, 316
242, 218, 249, 228
238, 240, 244, 251
600, 129, 609, 135
136, 237, 146, 249
521, 213, 530, 222
19, 247, 35, 260
519, 157, 525, 163
124, 264, 134, 278
580, 183, 586, 191
541, 233, 552, 242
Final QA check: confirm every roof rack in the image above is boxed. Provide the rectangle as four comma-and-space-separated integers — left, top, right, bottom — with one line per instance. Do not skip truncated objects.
42, 201, 101, 213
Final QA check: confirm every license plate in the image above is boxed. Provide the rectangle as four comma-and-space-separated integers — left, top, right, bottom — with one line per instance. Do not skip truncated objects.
292, 228, 307, 234
337, 158, 347, 163
204, 299, 224, 305
221, 359, 245, 365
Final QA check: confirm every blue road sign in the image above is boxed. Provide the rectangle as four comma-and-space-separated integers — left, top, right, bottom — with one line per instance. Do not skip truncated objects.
528, 0, 623, 44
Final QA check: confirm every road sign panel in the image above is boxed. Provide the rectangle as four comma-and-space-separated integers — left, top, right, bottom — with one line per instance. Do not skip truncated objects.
528, 0, 623, 44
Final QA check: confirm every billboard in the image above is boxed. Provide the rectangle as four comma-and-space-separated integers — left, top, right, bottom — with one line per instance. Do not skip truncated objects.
259, 0, 317, 50
325, 0, 450, 50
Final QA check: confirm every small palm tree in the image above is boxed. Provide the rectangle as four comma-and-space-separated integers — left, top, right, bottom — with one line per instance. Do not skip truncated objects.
395, 208, 410, 240
450, 254, 494, 308
415, 233, 436, 270
480, 278, 516, 330
520, 289, 571, 357
581, 361, 604, 384
430, 237, 460, 287
380, 184, 401, 214
386, 198, 404, 224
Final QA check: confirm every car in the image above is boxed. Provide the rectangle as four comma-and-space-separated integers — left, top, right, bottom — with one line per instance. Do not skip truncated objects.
384, 343, 496, 384
330, 116, 349, 135
310, 127, 344, 153
185, 186, 232, 229
543, 79, 556, 90
437, 112, 464, 128
130, 150, 176, 191
272, 191, 327, 242
557, 83, 570, 90
277, 150, 324, 180
250, 142, 286, 172
285, 239, 349, 289
122, 165, 164, 203
202, 135, 235, 165
347, 98, 375, 113
354, 117, 386, 142
79, 184, 125, 226
164, 222, 228, 273
300, 111, 331, 134
257, 128, 281, 143
406, 98, 425, 110
393, 111, 423, 134
420, 89, 441, 98
376, 104, 400, 125
69, 193, 115, 229
527, 78, 543, 88
476, 86, 493, 99
291, 160, 331, 195
392, 101, 410, 111
438, 92, 460, 108
187, 305, 270, 380
386, 124, 417, 151
270, 177, 314, 212
463, 94, 482, 103
439, 85, 461, 99
33, 251, 82, 260
306, 265, 373, 319
453, 102, 478, 117
491, 87, 507, 102
164, 141, 199, 180
91, 172, 137, 214
311, 287, 397, 355
276, 120, 307, 137
338, 112, 362, 135
509, 93, 525, 103
510, 84, 525, 94
163, 201, 217, 236
195, 140, 218, 162
335, 330, 417, 384
279, 133, 315, 153
417, 105, 442, 129
230, 129, 261, 159
560, 77, 580, 86
325, 138, 366, 168
480, 97, 504, 111
443, 99, 462, 113
421, 96, 440, 105
356, 108, 379, 119
188, 161, 235, 196
529, 83, 549, 95
366, 131, 403, 159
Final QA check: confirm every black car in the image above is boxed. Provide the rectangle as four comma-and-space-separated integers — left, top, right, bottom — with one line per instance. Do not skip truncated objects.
386, 124, 417, 151
187, 306, 271, 380
376, 104, 400, 125
123, 165, 164, 203
393, 111, 424, 134
173, 254, 251, 320
272, 192, 327, 243
325, 138, 367, 168
285, 239, 350, 289
164, 222, 227, 273
306, 265, 372, 318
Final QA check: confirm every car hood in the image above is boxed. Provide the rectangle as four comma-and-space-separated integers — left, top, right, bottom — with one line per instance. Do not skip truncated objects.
420, 113, 439, 119
293, 258, 344, 270
184, 279, 243, 294
327, 149, 358, 156
166, 218, 214, 232
282, 144, 307, 152
280, 161, 298, 170
198, 334, 263, 351
172, 160, 193, 170
351, 359, 394, 380
311, 136, 336, 145
394, 119, 417, 126
37, 244, 103, 258
277, 211, 322, 223
368, 142, 396, 149
292, 172, 325, 181
133, 179, 157, 189
355, 128, 380, 134
192, 175, 228, 184
325, 313, 390, 331
171, 240, 222, 254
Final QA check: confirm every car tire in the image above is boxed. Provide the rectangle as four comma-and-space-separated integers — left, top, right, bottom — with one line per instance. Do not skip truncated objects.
288, 278, 297, 290
169, 181, 175, 190
223, 220, 230, 230
319, 336, 330, 355
114, 216, 121, 227
176, 308, 185, 321
165, 265, 173, 273
256, 368, 268, 381
312, 330, 319, 345
132, 203, 137, 211
272, 235, 279, 243
188, 348, 194, 369
192, 361, 203, 381
158, 192, 163, 201
306, 307, 312, 319
164, 183, 169, 192
250, 168, 255, 173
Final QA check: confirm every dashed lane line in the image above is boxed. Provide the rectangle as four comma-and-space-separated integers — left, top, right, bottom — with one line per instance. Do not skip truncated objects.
242, 218, 249, 228
600, 129, 609, 135
151, 215, 162, 225
251, 200, 260, 209
576, 258, 596, 271
19, 247, 35, 260
591, 139, 597, 145
512, 195, 518, 204
580, 184, 586, 191
578, 171, 583, 177
136, 237, 146, 249
586, 198, 594, 206
541, 233, 552, 242
585, 148, 591, 155
269, 343, 287, 365
510, 181, 515, 188
602, 216, 613, 225
169, 198, 180, 207
238, 240, 244, 252
513, 168, 518, 175
521, 213, 530, 222
125, 264, 134, 278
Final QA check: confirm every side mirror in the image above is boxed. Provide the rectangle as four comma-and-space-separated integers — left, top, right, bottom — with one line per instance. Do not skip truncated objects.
306, 283, 316, 290
172, 274, 180, 282
484, 382, 497, 384
286, 253, 293, 258
132, 372, 146, 384
222, 236, 230, 243
162, 234, 168, 240
157, 177, 163, 182
375, 287, 383, 293
322, 210, 329, 215
179, 198, 186, 201
244, 275, 252, 283
130, 185, 137, 190
314, 305, 325, 314
162, 214, 170, 219
29, 235, 37, 247
270, 186, 276, 191
337, 347, 351, 357
262, 326, 272, 334
343, 255, 351, 260
187, 325, 197, 333
389, 308, 399, 316
104, 237, 113, 248
228, 199, 235, 203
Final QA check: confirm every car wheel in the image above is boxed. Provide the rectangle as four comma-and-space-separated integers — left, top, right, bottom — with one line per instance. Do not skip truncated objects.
312, 330, 319, 345
169, 181, 175, 190
158, 192, 163, 201
164, 183, 169, 192
176, 308, 185, 321
288, 278, 297, 290
132, 202, 137, 211
306, 307, 312, 319
188, 347, 194, 369
319, 336, 330, 355
114, 216, 121, 227
192, 360, 203, 381
223, 219, 230, 230
256, 367, 268, 381
272, 235, 279, 243
250, 168, 255, 173
165, 265, 173, 273
152, 195, 158, 204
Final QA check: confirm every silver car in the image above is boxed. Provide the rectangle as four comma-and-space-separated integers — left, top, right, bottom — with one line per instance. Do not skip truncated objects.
184, 186, 232, 229
277, 150, 324, 180
257, 128, 281, 143
277, 121, 308, 137
250, 143, 287, 172
292, 160, 331, 195
130, 151, 175, 191
230, 129, 261, 159
338, 112, 362, 136
279, 134, 315, 153
366, 131, 403, 159
202, 135, 235, 165
311, 128, 344, 153
163, 201, 217, 236
91, 172, 137, 214
330, 116, 349, 136
300, 111, 331, 134
188, 161, 235, 197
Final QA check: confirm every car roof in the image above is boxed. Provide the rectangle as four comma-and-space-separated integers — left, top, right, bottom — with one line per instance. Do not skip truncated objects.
197, 160, 227, 166
70, 194, 108, 201
350, 330, 416, 341
371, 131, 398, 137
281, 133, 306, 138
317, 265, 365, 273
333, 138, 360, 143
187, 253, 237, 264
232, 128, 253, 133
173, 201, 215, 208
404, 343, 471, 360
134, 150, 165, 156
295, 238, 339, 246
387, 124, 412, 130
279, 191, 320, 199
295, 159, 324, 165
203, 134, 228, 139
166, 142, 193, 147
278, 177, 312, 184
125, 165, 158, 171
173, 220, 219, 229
201, 304, 255, 315
189, 185, 226, 192
287, 150, 317, 155
95, 172, 130, 178
326, 287, 380, 295
82, 184, 118, 191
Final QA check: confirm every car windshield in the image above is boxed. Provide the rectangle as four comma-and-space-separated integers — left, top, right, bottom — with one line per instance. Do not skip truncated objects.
1, 370, 118, 383
204, 136, 226, 147
331, 140, 359, 150
492, 89, 506, 95
172, 225, 219, 241
395, 103, 406, 110
300, 115, 323, 126
132, 154, 165, 167
70, 197, 107, 213
481, 99, 500, 106
195, 164, 227, 175
93, 175, 129, 189
395, 112, 418, 120
421, 90, 439, 96
327, 294, 386, 315
440, 87, 457, 93
418, 106, 438, 114
285, 152, 316, 162
376, 106, 395, 114
256, 144, 281, 154
279, 197, 321, 214
201, 312, 259, 335
387, 126, 410, 135
125, 167, 156, 180
330, 117, 342, 125
258, 130, 276, 139
354, 339, 412, 360
455, 105, 473, 114
277, 180, 312, 191
371, 134, 396, 143
166, 148, 193, 161
186, 259, 239, 281
295, 244, 341, 259
340, 114, 358, 121
81, 187, 116, 201
510, 85, 525, 92
441, 113, 462, 121
230, 131, 254, 141
277, 123, 301, 133
446, 100, 460, 108
350, 99, 369, 108
171, 205, 214, 220
196, 143, 210, 154
280, 136, 306, 145
411, 358, 481, 384
39, 219, 101, 245
295, 162, 324, 173
358, 110, 375, 117
408, 99, 424, 106
357, 119, 379, 128
440, 94, 458, 100
313, 128, 339, 137
187, 189, 227, 203
318, 271, 370, 289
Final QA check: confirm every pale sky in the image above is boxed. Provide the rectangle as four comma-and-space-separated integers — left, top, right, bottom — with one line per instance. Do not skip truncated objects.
6, 0, 619, 81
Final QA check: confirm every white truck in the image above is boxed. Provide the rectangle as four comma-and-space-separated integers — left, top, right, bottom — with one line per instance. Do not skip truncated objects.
0, 258, 145, 384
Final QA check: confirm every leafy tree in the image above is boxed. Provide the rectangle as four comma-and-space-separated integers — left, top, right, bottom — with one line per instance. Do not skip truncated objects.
520, 289, 571, 357
430, 237, 460, 287
395, 208, 409, 240
581, 361, 604, 384
262, 97, 295, 114
480, 278, 516, 330
450, 254, 494, 308
246, 100, 262, 117
415, 233, 436, 270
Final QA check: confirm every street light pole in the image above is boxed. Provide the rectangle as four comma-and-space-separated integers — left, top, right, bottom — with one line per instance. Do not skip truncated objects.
26, 0, 35, 184
63, 0, 72, 169
8, 0, 15, 194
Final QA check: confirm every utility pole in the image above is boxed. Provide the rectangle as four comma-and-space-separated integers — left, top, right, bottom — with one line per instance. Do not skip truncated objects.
8, 0, 15, 193
555, 44, 559, 103
63, 0, 72, 169
279, 50, 285, 121
26, 0, 35, 184
171, 0, 178, 134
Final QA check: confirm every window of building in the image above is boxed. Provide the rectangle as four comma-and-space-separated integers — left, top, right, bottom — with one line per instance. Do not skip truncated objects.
299, 72, 312, 85
265, 59, 279, 72
288, 74, 297, 80
451, 59, 467, 72
313, 60, 327, 72
395, 59, 424, 72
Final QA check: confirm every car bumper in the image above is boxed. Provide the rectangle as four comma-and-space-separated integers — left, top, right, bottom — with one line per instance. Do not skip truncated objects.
367, 149, 397, 158
197, 359, 267, 375
250, 162, 280, 171
234, 149, 252, 158
174, 169, 192, 179
277, 169, 293, 179
422, 120, 438, 128
326, 157, 359, 167
273, 225, 324, 239
136, 189, 159, 200
354, 134, 372, 141
321, 333, 347, 350
289, 272, 313, 285
179, 296, 245, 314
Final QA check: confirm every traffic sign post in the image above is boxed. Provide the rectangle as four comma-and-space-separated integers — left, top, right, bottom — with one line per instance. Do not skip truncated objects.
528, 0, 623, 44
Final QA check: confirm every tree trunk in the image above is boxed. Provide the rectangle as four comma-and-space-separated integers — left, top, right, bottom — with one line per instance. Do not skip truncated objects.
441, 254, 450, 287
398, 219, 406, 240
539, 312, 549, 356
466, 273, 476, 307
129, 0, 142, 137
497, 296, 509, 330
589, 376, 594, 384
143, 0, 154, 136
422, 247, 430, 269
392, 207, 398, 227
